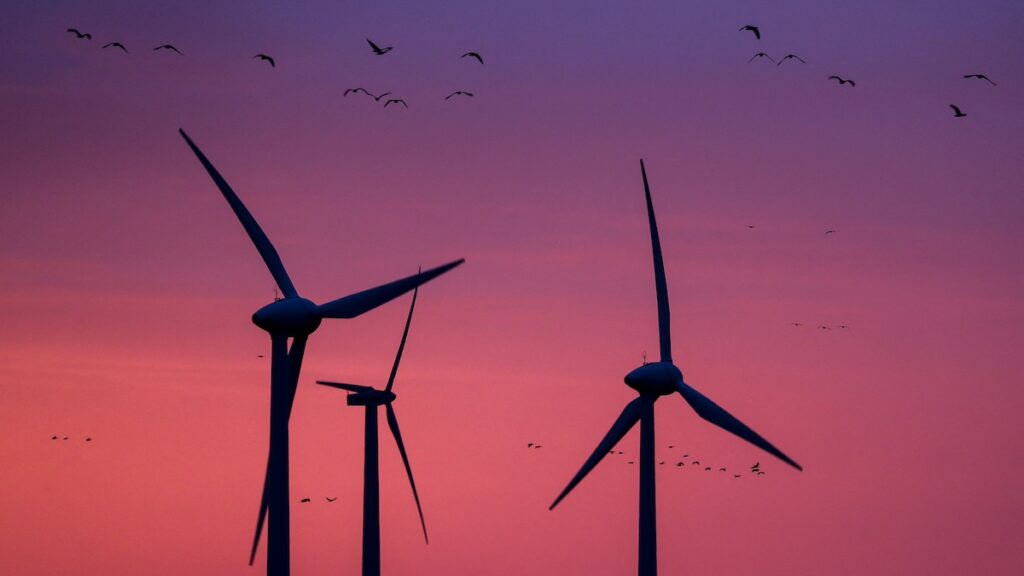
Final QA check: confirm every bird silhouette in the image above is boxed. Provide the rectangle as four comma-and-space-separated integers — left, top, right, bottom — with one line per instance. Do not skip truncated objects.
85, 437, 92, 442
66, 28, 91, 40
528, 443, 535, 448
445, 90, 474, 100
257, 354, 265, 358
837, 324, 849, 329
828, 76, 855, 87
367, 38, 392, 55
825, 230, 836, 234
659, 461, 665, 465
777, 54, 806, 66
719, 467, 727, 472
818, 325, 831, 330
950, 104, 966, 118
704, 466, 711, 471
676, 462, 684, 467
681, 454, 689, 458
627, 461, 635, 464
963, 74, 996, 86
154, 44, 182, 55
748, 52, 775, 64
384, 98, 408, 108
534, 445, 543, 449
300, 498, 311, 503
751, 462, 760, 470
692, 460, 700, 465
103, 42, 128, 53
734, 474, 741, 478
63, 437, 68, 440
253, 54, 275, 67
739, 25, 761, 39
344, 88, 369, 97
791, 322, 803, 327
51, 435, 58, 440
325, 497, 337, 502
461, 51, 483, 64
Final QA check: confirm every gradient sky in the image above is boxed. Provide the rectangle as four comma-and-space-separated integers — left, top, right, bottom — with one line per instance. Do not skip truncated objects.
2, 1, 1023, 575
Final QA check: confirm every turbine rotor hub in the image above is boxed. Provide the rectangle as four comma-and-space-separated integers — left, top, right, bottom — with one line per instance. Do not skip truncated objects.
251, 297, 322, 336
624, 362, 681, 396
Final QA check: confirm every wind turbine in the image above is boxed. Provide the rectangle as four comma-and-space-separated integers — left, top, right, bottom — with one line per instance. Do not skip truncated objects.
549, 160, 801, 576
317, 282, 427, 576
177, 129, 463, 576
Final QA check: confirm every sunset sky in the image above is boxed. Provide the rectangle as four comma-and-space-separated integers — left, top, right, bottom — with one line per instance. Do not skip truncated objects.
2, 1, 1023, 575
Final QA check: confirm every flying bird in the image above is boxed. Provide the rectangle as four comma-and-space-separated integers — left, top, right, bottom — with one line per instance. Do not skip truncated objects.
704, 466, 711, 471
950, 104, 966, 118
85, 437, 92, 442
528, 443, 535, 448
384, 98, 408, 108
828, 76, 855, 86
751, 462, 760, 470
344, 88, 369, 97
103, 42, 128, 52
154, 44, 183, 55
777, 54, 806, 66
445, 90, 473, 100
818, 325, 831, 330
51, 435, 58, 440
825, 230, 836, 234
461, 51, 483, 64
791, 322, 803, 327
367, 38, 392, 55
739, 25, 761, 39
66, 28, 91, 40
748, 52, 775, 64
300, 498, 311, 503
745, 224, 757, 229
325, 497, 337, 502
659, 461, 665, 465
963, 74, 996, 86
676, 462, 684, 467
253, 54, 275, 67
734, 474, 741, 478
719, 467, 727, 472
837, 324, 849, 329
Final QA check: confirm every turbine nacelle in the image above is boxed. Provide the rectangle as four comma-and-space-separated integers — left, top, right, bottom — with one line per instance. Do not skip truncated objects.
252, 297, 322, 336
624, 362, 682, 396
346, 388, 397, 407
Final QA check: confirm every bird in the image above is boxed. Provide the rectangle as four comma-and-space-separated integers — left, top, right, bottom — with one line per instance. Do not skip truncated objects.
66, 28, 91, 40
659, 461, 665, 465
668, 445, 675, 449
751, 462, 760, 470
746, 224, 757, 229
445, 91, 473, 100
791, 322, 803, 327
719, 467, 727, 472
63, 437, 68, 440
692, 460, 700, 465
837, 324, 849, 329
818, 325, 831, 330
681, 454, 689, 458
777, 54, 806, 66
950, 104, 966, 118
739, 25, 761, 39
253, 54, 275, 67
528, 443, 535, 448
300, 498, 311, 503
963, 74, 996, 86
384, 98, 408, 108
367, 38, 392, 55
103, 42, 128, 52
676, 462, 684, 467
154, 44, 183, 55
534, 445, 543, 449
51, 435, 58, 440
828, 76, 855, 87
748, 52, 775, 64
825, 230, 836, 234
461, 51, 483, 64
85, 437, 92, 442
704, 466, 711, 471
368, 91, 391, 101
257, 354, 265, 358
344, 88, 369, 97
734, 474, 741, 478
627, 461, 635, 464
325, 497, 337, 503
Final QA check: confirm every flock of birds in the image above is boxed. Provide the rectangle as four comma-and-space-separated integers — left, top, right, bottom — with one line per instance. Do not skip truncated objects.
343, 40, 483, 108
50, 435, 91, 442
738, 24, 998, 117
298, 496, 338, 504
66, 29, 483, 107
529, 443, 770, 479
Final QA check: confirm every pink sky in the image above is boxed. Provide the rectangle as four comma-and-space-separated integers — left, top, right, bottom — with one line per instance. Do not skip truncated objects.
2, 1, 1023, 575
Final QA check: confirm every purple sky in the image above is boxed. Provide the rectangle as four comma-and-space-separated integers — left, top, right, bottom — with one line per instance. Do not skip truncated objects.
2, 2, 1023, 575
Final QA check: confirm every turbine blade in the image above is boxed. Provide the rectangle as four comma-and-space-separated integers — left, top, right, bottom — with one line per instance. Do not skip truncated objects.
316, 259, 463, 319
249, 456, 271, 565
386, 403, 428, 544
250, 334, 306, 565
178, 129, 299, 299
550, 397, 644, 510
676, 380, 802, 471
640, 160, 672, 363
385, 283, 418, 392
315, 380, 373, 393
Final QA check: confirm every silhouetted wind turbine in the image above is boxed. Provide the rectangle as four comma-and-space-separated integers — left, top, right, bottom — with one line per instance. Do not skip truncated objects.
177, 129, 462, 576
318, 284, 428, 576
549, 160, 801, 576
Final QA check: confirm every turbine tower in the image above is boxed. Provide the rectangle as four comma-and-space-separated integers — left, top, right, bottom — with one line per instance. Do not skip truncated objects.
549, 160, 801, 576
178, 129, 463, 576
317, 283, 427, 576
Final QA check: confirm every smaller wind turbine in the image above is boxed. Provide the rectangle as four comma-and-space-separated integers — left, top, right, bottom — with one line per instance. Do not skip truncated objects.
318, 283, 427, 576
